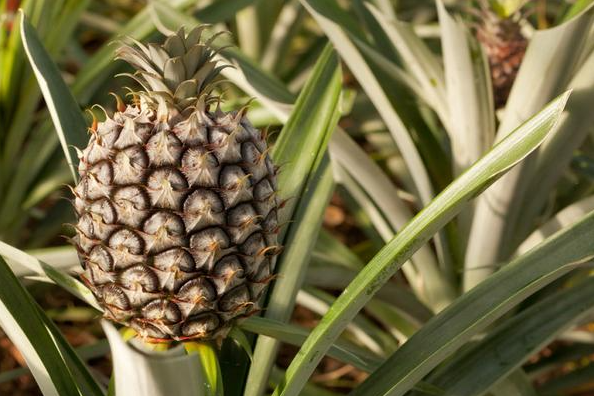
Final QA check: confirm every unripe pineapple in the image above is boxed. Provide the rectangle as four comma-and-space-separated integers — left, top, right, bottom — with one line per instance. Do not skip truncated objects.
73, 27, 280, 342
475, 0, 527, 107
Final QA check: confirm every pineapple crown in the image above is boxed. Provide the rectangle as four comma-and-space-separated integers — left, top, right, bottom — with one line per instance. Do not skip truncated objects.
116, 26, 228, 111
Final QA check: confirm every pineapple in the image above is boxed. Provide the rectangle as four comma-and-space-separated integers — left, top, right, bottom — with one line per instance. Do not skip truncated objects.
72, 27, 280, 342
475, 0, 528, 107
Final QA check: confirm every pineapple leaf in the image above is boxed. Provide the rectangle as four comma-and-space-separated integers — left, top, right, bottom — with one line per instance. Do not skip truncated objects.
516, 47, 594, 246
184, 342, 224, 396
0, 241, 101, 310
300, 0, 457, 312
436, 0, 494, 176
0, 255, 102, 396
246, 44, 342, 396
102, 321, 213, 396
19, 11, 87, 182
240, 316, 382, 373
517, 195, 594, 256
300, 0, 435, 206
365, 4, 449, 132
351, 170, 594, 396
415, 275, 594, 396
272, 91, 571, 396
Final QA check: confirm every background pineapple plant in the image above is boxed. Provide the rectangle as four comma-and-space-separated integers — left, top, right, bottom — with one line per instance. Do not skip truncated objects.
0, 0, 593, 396
474, 0, 528, 107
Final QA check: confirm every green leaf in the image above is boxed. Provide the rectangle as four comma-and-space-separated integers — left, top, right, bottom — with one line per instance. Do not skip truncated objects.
561, 0, 594, 22
272, 91, 571, 396
436, 0, 494, 176
103, 321, 211, 396
517, 47, 594, 244
240, 317, 382, 373
301, 0, 456, 312
0, 256, 84, 396
195, 0, 259, 23
0, 241, 101, 310
417, 276, 594, 396
517, 195, 594, 255
185, 342, 224, 396
245, 157, 335, 396
5, 245, 78, 277
245, 45, 341, 396
19, 10, 88, 182
352, 199, 594, 396
365, 4, 449, 132
271, 44, 341, 223
300, 0, 435, 206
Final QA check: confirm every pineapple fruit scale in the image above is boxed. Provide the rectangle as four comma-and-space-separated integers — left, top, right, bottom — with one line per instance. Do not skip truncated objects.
475, 2, 527, 107
72, 27, 280, 342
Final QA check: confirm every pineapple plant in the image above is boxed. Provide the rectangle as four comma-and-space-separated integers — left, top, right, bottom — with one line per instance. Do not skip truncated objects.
475, 0, 528, 107
73, 27, 280, 342
1, 2, 593, 396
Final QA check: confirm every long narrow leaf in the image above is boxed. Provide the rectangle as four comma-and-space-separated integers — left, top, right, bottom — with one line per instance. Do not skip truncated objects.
352, 203, 594, 395
300, 0, 435, 205
516, 48, 594, 243
0, 241, 100, 310
240, 317, 382, 373
0, 256, 83, 396
19, 11, 88, 181
436, 0, 494, 175
246, 157, 336, 396
245, 44, 341, 396
272, 92, 570, 396
418, 276, 594, 396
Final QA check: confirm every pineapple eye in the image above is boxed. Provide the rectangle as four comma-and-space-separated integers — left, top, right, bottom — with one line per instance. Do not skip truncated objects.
88, 161, 113, 185
172, 112, 209, 146
130, 319, 167, 340
143, 211, 186, 253
143, 211, 185, 236
119, 265, 159, 292
146, 129, 183, 166
147, 168, 188, 209
108, 229, 144, 255
190, 228, 230, 253
240, 232, 266, 257
212, 255, 245, 294
219, 165, 253, 208
227, 203, 261, 244
219, 284, 251, 313
88, 246, 114, 271
142, 299, 182, 323
101, 284, 131, 310
112, 146, 148, 185
113, 186, 149, 210
181, 313, 220, 338
88, 198, 117, 224
181, 148, 220, 187
183, 189, 224, 232
178, 277, 216, 303
262, 210, 279, 235
152, 248, 195, 272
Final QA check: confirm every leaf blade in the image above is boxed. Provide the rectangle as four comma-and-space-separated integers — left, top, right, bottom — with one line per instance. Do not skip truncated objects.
273, 91, 570, 396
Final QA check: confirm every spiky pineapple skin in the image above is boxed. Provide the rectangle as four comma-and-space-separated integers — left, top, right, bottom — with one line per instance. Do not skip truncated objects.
476, 11, 527, 107
73, 49, 280, 341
